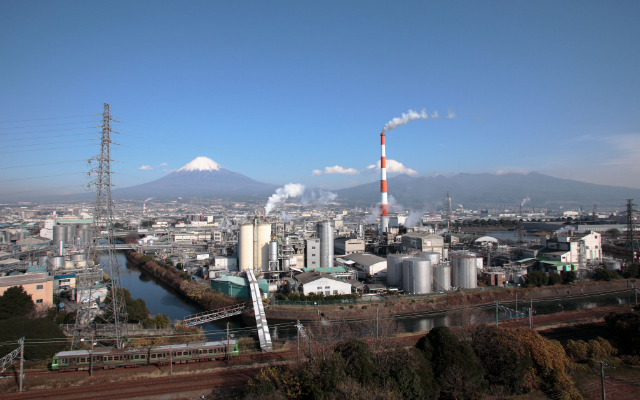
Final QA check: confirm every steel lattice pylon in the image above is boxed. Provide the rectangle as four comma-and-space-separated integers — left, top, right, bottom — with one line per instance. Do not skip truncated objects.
72, 103, 127, 348
626, 199, 638, 263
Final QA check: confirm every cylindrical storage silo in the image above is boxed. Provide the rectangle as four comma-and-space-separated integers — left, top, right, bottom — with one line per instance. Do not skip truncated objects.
402, 258, 432, 295
317, 221, 334, 269
49, 256, 64, 268
257, 223, 271, 272
604, 260, 621, 271
450, 251, 477, 289
443, 248, 449, 260
74, 235, 83, 246
52, 225, 68, 248
387, 254, 410, 288
66, 225, 76, 244
238, 223, 254, 272
38, 256, 48, 267
282, 258, 290, 271
18, 230, 27, 240
269, 240, 278, 263
420, 252, 441, 265
433, 264, 451, 291
71, 253, 87, 262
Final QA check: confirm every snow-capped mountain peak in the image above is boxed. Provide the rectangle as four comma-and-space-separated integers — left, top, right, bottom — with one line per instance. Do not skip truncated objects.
177, 157, 222, 172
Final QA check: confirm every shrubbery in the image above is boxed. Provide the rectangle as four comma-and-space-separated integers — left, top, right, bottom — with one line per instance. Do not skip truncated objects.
524, 271, 548, 287
0, 317, 66, 360
0, 286, 34, 320
593, 268, 618, 281
605, 312, 640, 356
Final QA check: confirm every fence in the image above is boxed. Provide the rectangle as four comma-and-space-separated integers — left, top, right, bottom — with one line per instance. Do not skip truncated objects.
275, 298, 357, 306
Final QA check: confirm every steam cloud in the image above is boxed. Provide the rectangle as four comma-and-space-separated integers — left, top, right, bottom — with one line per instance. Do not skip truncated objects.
382, 109, 430, 132
280, 211, 293, 223
144, 197, 153, 202
365, 195, 403, 223
436, 228, 449, 235
555, 225, 576, 234
521, 197, 531, 207
265, 183, 305, 214
265, 184, 338, 214
404, 210, 424, 227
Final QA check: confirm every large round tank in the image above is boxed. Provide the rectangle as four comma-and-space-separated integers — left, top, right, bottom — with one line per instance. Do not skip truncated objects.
49, 256, 64, 268
443, 248, 449, 260
420, 252, 441, 265
71, 253, 87, 262
433, 264, 451, 291
604, 260, 621, 271
18, 230, 27, 240
387, 254, 410, 287
52, 225, 68, 247
402, 258, 432, 295
269, 240, 278, 263
38, 256, 48, 267
316, 221, 334, 269
238, 223, 254, 272
450, 251, 477, 289
74, 235, 82, 246
66, 225, 76, 244
257, 223, 271, 272
282, 258, 290, 271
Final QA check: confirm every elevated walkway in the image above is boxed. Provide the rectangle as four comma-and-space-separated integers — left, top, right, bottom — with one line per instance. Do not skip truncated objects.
179, 303, 250, 327
246, 270, 273, 352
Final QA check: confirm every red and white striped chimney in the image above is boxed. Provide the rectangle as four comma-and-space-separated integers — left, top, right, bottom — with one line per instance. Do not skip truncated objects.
380, 133, 389, 236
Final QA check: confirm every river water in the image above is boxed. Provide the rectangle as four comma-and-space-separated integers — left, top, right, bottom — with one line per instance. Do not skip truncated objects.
104, 252, 631, 342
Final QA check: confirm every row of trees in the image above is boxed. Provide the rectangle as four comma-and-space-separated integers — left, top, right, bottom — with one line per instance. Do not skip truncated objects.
245, 323, 587, 400
524, 270, 576, 287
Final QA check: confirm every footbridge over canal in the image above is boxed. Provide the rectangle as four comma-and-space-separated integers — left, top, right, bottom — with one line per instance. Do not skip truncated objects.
178, 270, 273, 352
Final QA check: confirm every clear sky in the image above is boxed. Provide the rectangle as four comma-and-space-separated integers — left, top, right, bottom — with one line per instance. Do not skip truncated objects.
1, 0, 639, 199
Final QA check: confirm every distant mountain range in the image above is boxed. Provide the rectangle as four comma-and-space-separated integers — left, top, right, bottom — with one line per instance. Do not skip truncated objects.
112, 157, 278, 200
335, 172, 640, 209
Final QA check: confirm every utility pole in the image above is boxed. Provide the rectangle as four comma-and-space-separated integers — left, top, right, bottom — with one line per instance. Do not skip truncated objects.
18, 338, 24, 393
89, 335, 94, 377
626, 200, 637, 263
227, 322, 230, 365
515, 293, 518, 320
170, 347, 172, 376
529, 299, 533, 328
495, 301, 499, 327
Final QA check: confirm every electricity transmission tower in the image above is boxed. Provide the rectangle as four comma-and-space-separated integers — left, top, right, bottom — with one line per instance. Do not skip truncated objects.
626, 199, 638, 263
73, 103, 127, 348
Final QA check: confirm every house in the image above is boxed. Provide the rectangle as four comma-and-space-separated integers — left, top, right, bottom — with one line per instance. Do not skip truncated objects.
291, 271, 352, 296
0, 272, 53, 307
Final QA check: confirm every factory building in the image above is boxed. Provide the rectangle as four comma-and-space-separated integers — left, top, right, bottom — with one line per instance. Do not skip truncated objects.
210, 275, 269, 299
400, 232, 445, 256
289, 270, 352, 296
522, 231, 602, 271
305, 238, 320, 268
0, 272, 53, 307
341, 253, 387, 279
333, 237, 365, 255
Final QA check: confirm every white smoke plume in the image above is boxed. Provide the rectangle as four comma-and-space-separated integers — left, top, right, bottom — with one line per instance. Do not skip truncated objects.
365, 195, 403, 224
457, 204, 463, 208
521, 197, 531, 207
265, 183, 305, 214
301, 189, 338, 206
560, 206, 564, 209
144, 197, 153, 202
280, 211, 293, 223
555, 225, 576, 234
382, 109, 430, 132
445, 108, 457, 119
436, 228, 449, 235
404, 210, 424, 227
431, 110, 439, 120
365, 207, 380, 224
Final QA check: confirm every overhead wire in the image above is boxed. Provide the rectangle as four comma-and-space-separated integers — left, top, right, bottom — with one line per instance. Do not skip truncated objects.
2, 138, 97, 149
0, 159, 88, 170
0, 185, 86, 197
0, 126, 101, 136
0, 114, 100, 123
0, 120, 101, 130
0, 144, 96, 154
2, 132, 99, 142
0, 172, 87, 183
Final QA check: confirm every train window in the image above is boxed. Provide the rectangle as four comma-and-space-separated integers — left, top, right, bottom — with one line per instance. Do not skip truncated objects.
70, 358, 76, 363
134, 355, 139, 360
141, 355, 146, 359
151, 354, 157, 359
60, 358, 66, 364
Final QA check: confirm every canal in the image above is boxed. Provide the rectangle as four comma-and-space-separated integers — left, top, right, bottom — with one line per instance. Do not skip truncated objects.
104, 252, 631, 343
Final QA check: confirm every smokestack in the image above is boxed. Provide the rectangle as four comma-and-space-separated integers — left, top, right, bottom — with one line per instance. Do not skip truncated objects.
143, 202, 146, 216
380, 133, 389, 236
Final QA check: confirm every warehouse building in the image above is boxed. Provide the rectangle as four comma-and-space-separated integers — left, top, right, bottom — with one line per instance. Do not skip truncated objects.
341, 253, 387, 279
289, 270, 352, 296
333, 237, 365, 255
400, 232, 445, 256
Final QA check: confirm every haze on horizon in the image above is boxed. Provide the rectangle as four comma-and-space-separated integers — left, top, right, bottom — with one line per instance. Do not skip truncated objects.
1, 1, 639, 199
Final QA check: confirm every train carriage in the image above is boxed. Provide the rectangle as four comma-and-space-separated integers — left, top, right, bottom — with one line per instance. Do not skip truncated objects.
52, 340, 238, 371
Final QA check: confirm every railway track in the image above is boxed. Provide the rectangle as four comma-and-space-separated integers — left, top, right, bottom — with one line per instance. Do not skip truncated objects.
1, 366, 262, 400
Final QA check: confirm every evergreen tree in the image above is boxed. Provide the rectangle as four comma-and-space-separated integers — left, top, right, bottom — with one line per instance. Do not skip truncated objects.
0, 286, 34, 320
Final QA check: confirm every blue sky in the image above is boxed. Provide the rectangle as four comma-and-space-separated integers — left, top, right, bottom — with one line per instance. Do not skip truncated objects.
1, 0, 639, 199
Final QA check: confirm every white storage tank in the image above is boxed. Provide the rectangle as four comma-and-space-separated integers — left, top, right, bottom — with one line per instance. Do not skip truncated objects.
238, 223, 253, 272
450, 251, 478, 289
52, 225, 68, 248
476, 257, 484, 275
387, 254, 410, 288
49, 256, 65, 268
257, 223, 271, 272
402, 258, 432, 295
316, 221, 334, 269
420, 252, 441, 265
433, 264, 451, 291
603, 260, 621, 271
66, 225, 76, 244
269, 240, 278, 263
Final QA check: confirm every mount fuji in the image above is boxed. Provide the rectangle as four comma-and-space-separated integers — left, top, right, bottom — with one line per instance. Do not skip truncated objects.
113, 157, 278, 199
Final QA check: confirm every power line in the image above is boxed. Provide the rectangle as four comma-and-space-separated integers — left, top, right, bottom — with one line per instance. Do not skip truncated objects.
0, 144, 96, 154
0, 120, 101, 130
0, 126, 100, 136
0, 159, 87, 170
0, 172, 86, 183
3, 132, 99, 142
2, 138, 97, 149
0, 114, 100, 123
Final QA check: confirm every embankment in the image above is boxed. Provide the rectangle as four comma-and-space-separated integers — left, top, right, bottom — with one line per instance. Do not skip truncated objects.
266, 279, 637, 321
125, 251, 237, 312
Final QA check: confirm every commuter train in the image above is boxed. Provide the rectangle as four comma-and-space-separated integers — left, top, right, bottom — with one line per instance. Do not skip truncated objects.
52, 340, 238, 371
